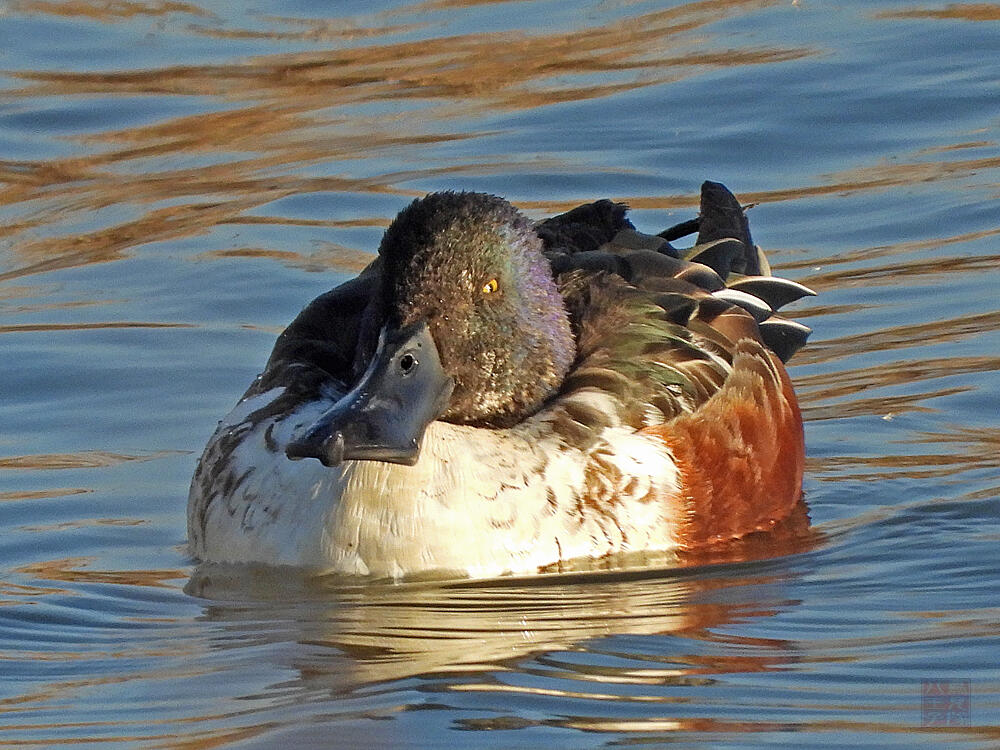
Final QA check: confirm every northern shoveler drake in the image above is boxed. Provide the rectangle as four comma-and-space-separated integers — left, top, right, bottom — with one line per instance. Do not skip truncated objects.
188, 181, 814, 579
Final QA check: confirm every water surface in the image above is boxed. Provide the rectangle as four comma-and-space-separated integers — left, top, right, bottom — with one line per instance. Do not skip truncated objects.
2, 0, 999, 746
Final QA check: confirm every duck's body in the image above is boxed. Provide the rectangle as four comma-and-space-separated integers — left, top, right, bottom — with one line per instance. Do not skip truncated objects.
189, 182, 812, 579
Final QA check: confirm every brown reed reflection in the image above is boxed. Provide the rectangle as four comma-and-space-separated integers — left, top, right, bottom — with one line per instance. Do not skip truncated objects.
525, 147, 1000, 215
792, 315, 1000, 422
0, 642, 228, 747
0, 320, 193, 332
16, 557, 186, 587
199, 244, 377, 274
0, 449, 178, 470
9, 0, 212, 21
877, 4, 1000, 22
798, 355, 1000, 405
780, 226, 1000, 279
796, 252, 1000, 292
793, 310, 1000, 367
808, 424, 1000, 482
802, 387, 973, 422
18, 517, 146, 533
792, 303, 880, 322
0, 580, 67, 600
6, 0, 997, 296
1, 0, 815, 282
0, 487, 91, 501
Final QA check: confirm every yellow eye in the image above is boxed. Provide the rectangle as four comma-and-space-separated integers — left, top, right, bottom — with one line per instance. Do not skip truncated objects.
481, 278, 499, 295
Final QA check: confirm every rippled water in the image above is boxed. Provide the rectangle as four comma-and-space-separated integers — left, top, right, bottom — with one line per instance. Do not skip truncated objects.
2, 0, 999, 746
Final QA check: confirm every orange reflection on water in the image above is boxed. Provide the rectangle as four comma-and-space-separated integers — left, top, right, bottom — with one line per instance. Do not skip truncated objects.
1, 0, 818, 283
18, 517, 146, 533
799, 356, 1000, 404
0, 320, 193, 332
802, 386, 973, 422
16, 557, 186, 587
200, 244, 376, 274
0, 487, 92, 501
808, 424, 1000, 482
781, 226, 1000, 279
8, 0, 212, 21
0, 449, 178, 471
525, 149, 1000, 216
794, 309, 1000, 367
876, 4, 1000, 22
797, 252, 1000, 292
0, 580, 67, 601
796, 337, 1000, 422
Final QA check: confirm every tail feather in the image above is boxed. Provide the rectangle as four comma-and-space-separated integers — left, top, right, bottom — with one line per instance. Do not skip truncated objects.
758, 318, 813, 363
727, 276, 815, 311
695, 180, 760, 276
681, 181, 813, 362
684, 238, 746, 277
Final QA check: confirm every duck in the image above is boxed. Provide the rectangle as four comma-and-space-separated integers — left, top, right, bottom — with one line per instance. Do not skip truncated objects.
188, 181, 814, 580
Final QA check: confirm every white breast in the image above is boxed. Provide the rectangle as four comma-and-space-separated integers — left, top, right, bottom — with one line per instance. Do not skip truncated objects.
189, 389, 683, 579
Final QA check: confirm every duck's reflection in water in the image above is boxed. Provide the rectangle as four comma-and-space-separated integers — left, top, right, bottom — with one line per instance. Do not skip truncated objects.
186, 504, 815, 699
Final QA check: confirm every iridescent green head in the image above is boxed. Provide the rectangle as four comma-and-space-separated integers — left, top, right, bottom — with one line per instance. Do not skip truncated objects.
379, 191, 575, 427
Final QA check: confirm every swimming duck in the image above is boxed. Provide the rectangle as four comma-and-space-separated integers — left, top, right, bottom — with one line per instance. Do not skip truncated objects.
188, 182, 813, 579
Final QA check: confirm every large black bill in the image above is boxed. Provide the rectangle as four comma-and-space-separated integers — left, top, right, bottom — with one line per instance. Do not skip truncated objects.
285, 320, 454, 467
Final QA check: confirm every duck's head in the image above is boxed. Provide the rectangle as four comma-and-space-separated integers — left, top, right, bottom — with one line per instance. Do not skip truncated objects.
287, 191, 575, 467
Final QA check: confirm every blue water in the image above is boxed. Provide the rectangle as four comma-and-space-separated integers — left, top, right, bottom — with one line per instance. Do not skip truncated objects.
2, 0, 998, 746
